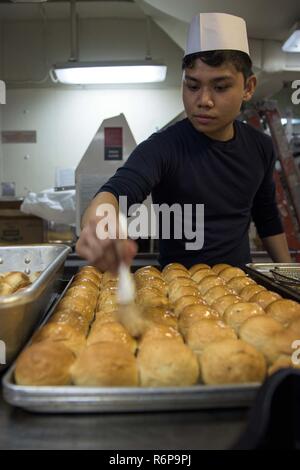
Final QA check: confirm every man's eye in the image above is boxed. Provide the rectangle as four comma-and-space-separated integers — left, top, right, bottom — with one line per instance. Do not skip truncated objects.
187, 84, 199, 91
215, 85, 229, 92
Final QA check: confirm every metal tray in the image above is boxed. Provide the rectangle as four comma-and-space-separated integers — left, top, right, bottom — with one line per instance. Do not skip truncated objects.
2, 367, 260, 413
0, 244, 70, 371
245, 263, 300, 302
2, 260, 262, 414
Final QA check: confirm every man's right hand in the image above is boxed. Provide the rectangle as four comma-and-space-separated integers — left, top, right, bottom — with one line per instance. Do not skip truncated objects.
76, 219, 137, 274
76, 192, 137, 274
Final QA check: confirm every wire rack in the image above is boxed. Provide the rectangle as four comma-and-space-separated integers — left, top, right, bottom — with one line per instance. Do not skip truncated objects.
270, 267, 300, 287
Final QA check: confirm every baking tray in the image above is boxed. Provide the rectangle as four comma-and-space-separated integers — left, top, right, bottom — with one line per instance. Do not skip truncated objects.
0, 244, 71, 371
245, 263, 300, 302
2, 279, 260, 414
2, 261, 263, 414
2, 367, 260, 413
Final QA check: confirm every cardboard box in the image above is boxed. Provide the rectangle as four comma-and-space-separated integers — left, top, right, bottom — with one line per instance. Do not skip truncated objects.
0, 209, 45, 245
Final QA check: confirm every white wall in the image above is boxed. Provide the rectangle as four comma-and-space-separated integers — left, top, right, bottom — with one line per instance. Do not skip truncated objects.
0, 17, 184, 196
2, 87, 183, 196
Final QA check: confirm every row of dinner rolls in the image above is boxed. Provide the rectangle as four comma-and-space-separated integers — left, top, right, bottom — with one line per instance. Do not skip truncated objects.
14, 262, 300, 387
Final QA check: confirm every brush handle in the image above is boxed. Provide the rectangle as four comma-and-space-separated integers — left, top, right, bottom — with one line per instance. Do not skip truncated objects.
117, 213, 136, 304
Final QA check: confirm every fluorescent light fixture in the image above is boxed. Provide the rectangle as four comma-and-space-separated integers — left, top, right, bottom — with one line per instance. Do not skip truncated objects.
282, 22, 300, 52
51, 61, 167, 85
281, 118, 300, 125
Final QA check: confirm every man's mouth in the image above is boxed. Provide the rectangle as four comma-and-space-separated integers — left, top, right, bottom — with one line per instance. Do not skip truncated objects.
193, 114, 217, 125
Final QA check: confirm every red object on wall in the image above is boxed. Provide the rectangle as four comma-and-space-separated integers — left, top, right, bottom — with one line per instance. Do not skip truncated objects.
104, 127, 123, 161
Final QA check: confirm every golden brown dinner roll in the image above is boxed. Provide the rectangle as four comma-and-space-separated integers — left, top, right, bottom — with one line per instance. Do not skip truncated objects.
223, 302, 265, 333
50, 309, 91, 335
268, 355, 300, 375
135, 270, 161, 282
139, 324, 183, 348
0, 282, 14, 296
189, 264, 211, 276
167, 277, 196, 301
71, 342, 139, 387
65, 285, 98, 305
15, 341, 74, 386
3, 271, 31, 291
135, 266, 162, 277
58, 295, 95, 322
98, 286, 117, 303
76, 270, 102, 286
162, 263, 188, 275
211, 263, 232, 275
170, 285, 200, 303
70, 277, 100, 292
263, 326, 300, 364
32, 322, 86, 356
137, 338, 199, 387
87, 321, 137, 353
97, 295, 118, 312
185, 319, 237, 355
163, 269, 190, 283
218, 267, 246, 282
179, 304, 219, 338
226, 276, 256, 295
287, 317, 300, 337
136, 276, 168, 296
191, 268, 212, 283
102, 271, 118, 286
173, 295, 203, 317
202, 285, 232, 306
265, 299, 300, 325
240, 284, 266, 301
142, 306, 178, 330
78, 265, 102, 279
211, 294, 241, 317
94, 309, 118, 325
136, 286, 169, 308
239, 315, 283, 358
198, 275, 225, 296
200, 339, 266, 385
250, 290, 282, 309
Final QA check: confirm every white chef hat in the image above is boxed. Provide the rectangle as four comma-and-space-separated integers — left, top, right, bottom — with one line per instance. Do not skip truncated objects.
184, 12, 250, 58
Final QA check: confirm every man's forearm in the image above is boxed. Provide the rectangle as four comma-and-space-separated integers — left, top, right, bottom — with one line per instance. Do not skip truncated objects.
81, 192, 119, 228
261, 233, 292, 263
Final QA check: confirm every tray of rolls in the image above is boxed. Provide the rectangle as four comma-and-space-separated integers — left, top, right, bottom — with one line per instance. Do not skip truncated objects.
3, 261, 300, 413
0, 244, 71, 372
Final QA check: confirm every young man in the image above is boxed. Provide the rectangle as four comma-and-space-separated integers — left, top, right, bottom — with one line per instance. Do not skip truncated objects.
76, 13, 291, 272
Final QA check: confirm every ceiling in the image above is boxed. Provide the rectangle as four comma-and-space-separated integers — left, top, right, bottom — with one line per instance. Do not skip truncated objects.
0, 0, 299, 101
0, 0, 299, 42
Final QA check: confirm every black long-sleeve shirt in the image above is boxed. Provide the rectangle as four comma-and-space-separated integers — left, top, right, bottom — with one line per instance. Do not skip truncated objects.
98, 118, 283, 268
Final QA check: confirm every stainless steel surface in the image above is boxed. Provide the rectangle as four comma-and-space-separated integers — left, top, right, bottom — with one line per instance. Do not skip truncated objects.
245, 263, 300, 301
0, 244, 70, 371
2, 367, 259, 413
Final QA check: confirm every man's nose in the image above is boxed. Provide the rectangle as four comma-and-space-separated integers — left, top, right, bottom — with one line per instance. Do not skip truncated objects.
196, 88, 214, 108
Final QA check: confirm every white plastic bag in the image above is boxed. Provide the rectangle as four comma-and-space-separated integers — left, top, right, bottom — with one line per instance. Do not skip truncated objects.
20, 188, 76, 225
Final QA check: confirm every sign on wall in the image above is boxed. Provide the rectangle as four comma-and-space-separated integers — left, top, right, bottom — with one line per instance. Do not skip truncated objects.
104, 127, 123, 161
1, 131, 37, 144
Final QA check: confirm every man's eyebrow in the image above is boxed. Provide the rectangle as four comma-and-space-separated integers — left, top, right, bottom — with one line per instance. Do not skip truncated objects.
184, 74, 234, 83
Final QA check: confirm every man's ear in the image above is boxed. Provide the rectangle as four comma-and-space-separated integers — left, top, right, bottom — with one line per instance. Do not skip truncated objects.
243, 75, 257, 102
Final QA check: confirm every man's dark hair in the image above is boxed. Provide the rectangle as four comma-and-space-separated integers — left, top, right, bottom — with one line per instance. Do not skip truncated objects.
182, 50, 253, 82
